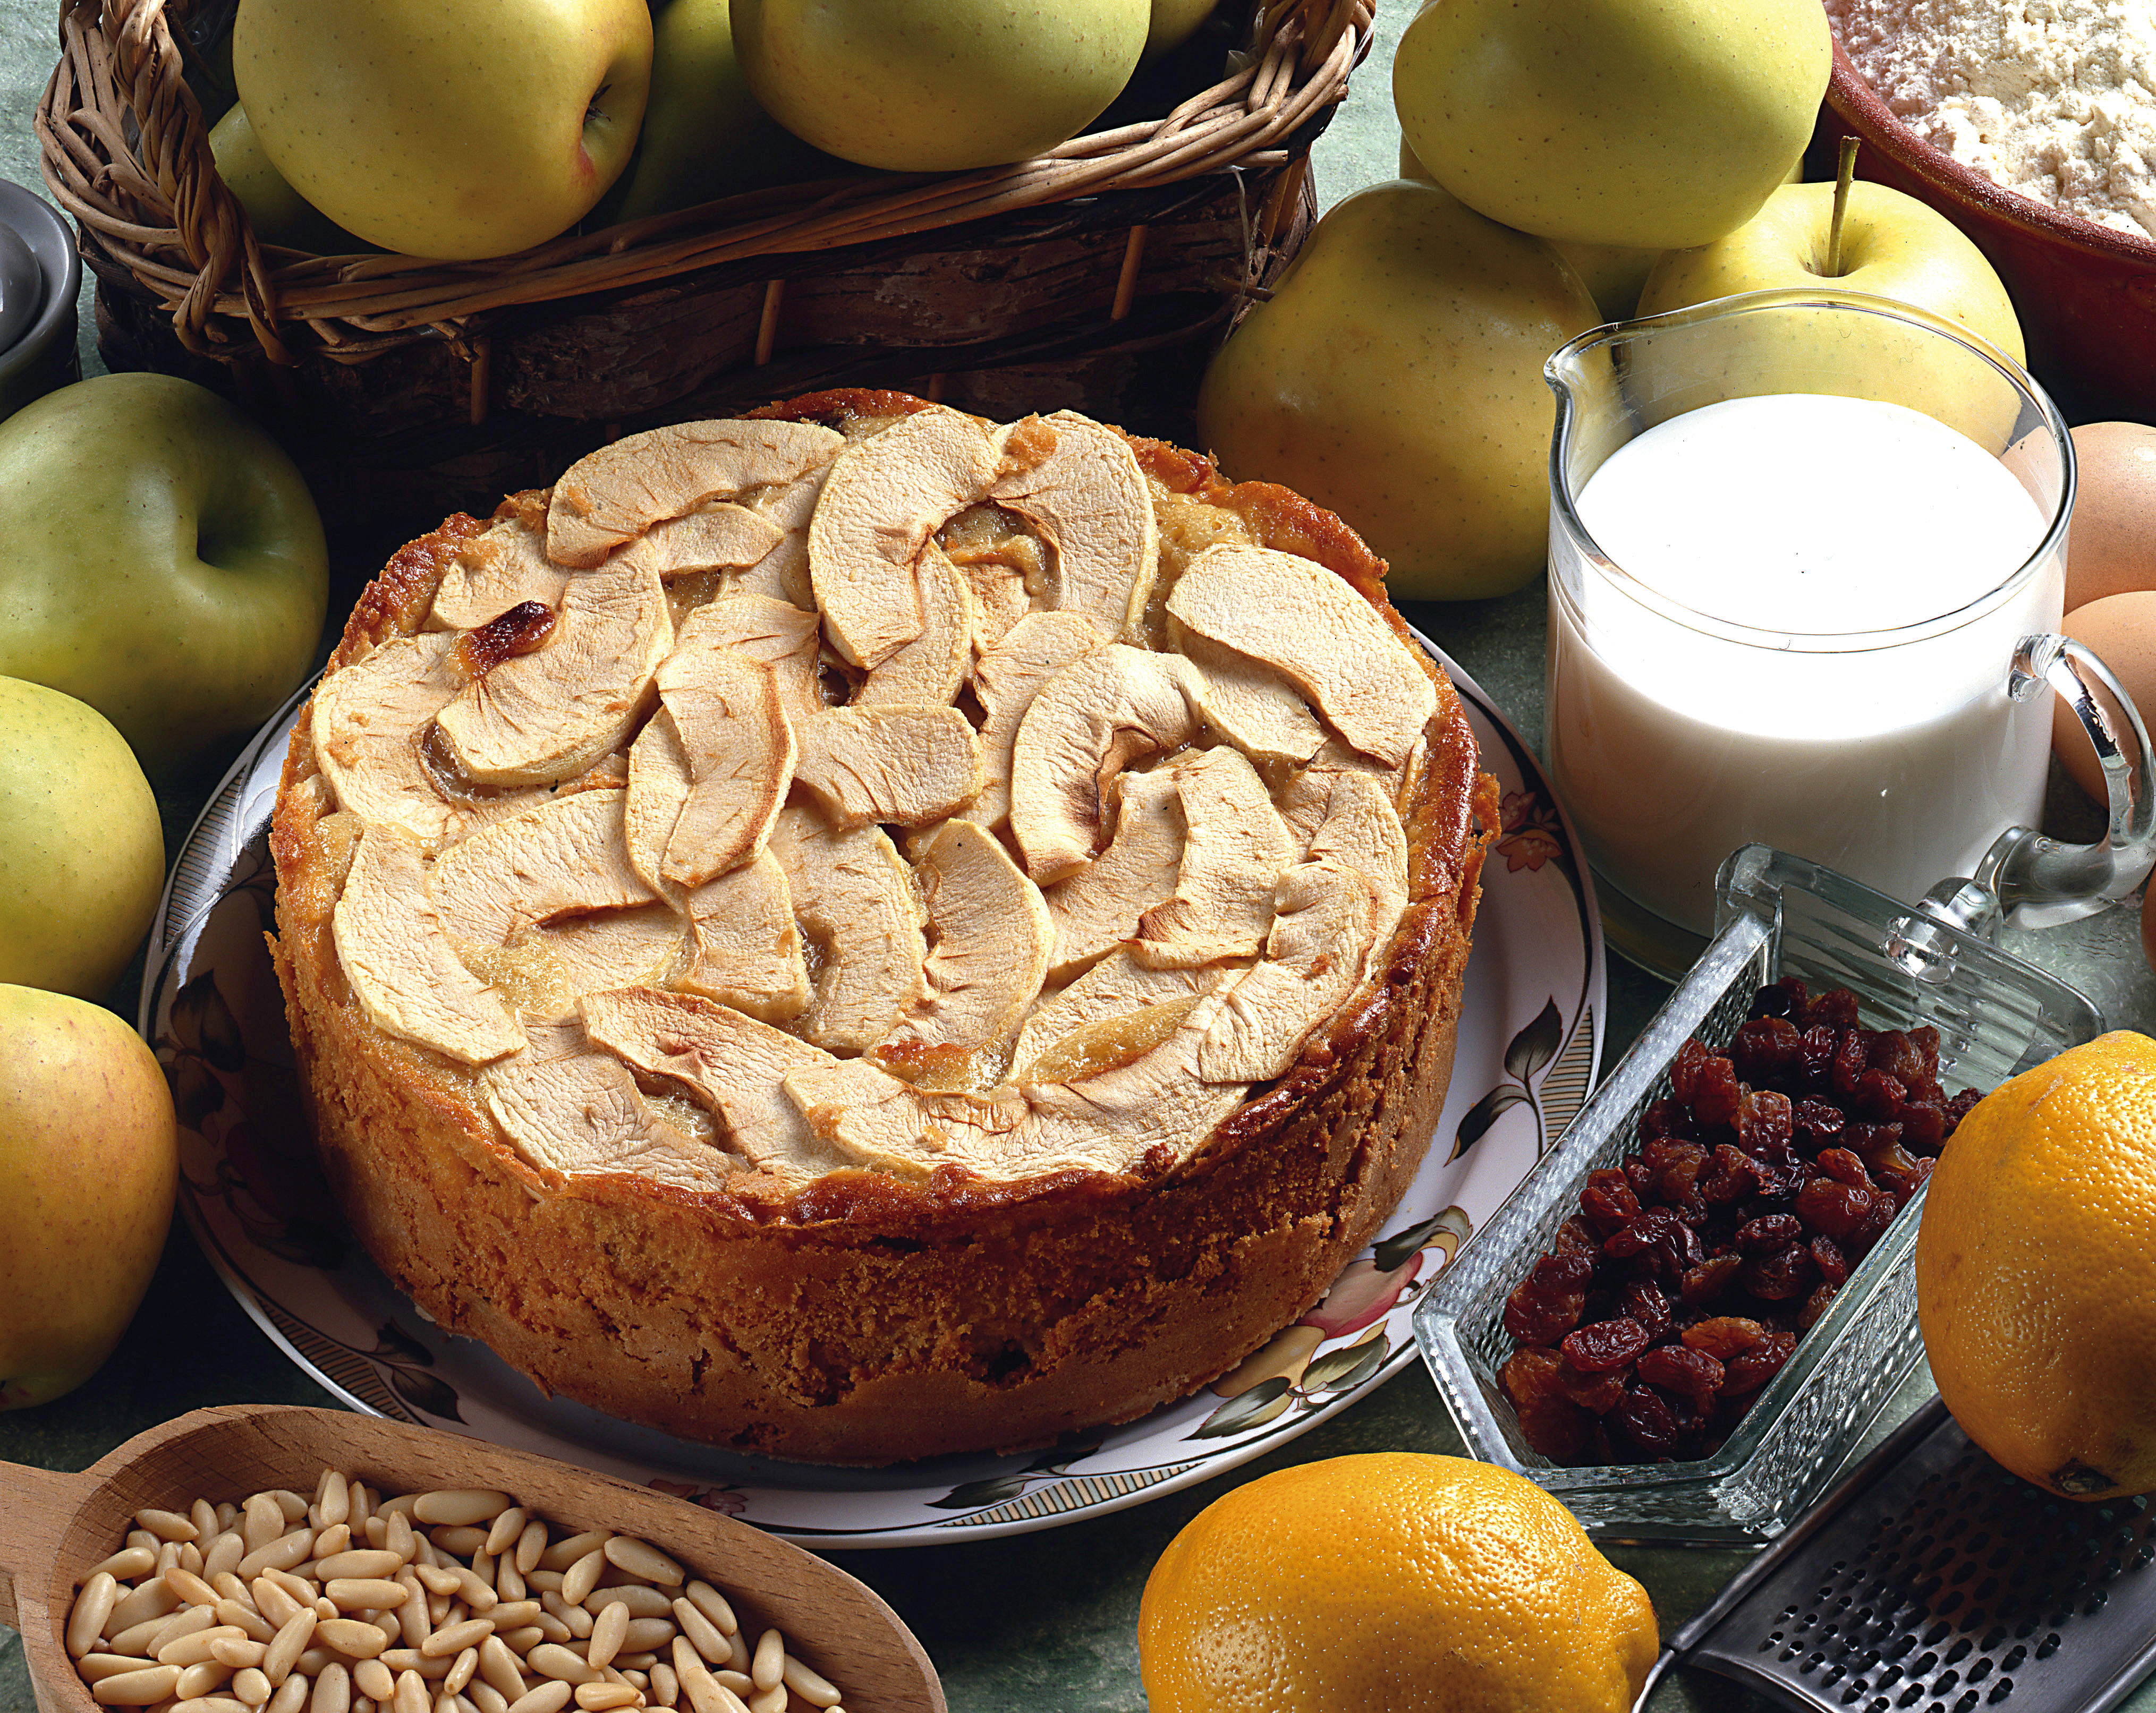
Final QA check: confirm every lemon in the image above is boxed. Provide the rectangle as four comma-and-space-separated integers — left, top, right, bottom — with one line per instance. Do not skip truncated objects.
1138, 1453, 1657, 1712
1917, 1030, 2156, 1498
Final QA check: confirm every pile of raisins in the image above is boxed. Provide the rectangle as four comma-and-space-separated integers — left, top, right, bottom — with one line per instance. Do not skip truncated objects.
1500, 978, 1982, 1467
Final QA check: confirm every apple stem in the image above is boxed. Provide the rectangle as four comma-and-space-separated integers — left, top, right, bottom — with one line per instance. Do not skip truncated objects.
1827, 135, 1860, 278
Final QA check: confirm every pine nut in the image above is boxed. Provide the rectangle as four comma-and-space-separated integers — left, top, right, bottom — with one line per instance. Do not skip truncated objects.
468, 1685, 510, 1713
496, 1627, 547, 1655
423, 1620, 496, 1660
505, 1685, 572, 1713
485, 1603, 539, 1632
601, 1538, 682, 1588
92, 1546, 160, 1583
315, 1619, 392, 1659
312, 1524, 354, 1562
166, 1569, 224, 1608
669, 1603, 725, 1667
269, 1674, 311, 1713
585, 1601, 630, 1673
587, 1588, 669, 1621
265, 1609, 318, 1685
513, 1524, 547, 1579
175, 1661, 234, 1700
310, 1662, 352, 1713
80, 1655, 160, 1683
94, 1664, 185, 1704
558, 1552, 606, 1609
527, 1643, 600, 1686
444, 1648, 480, 1696
777, 1660, 837, 1710
241, 1532, 317, 1580
318, 1552, 408, 1582
147, 1609, 221, 1658
648, 1665, 678, 1709
747, 1686, 785, 1713
394, 1669, 432, 1713
430, 1528, 490, 1558
234, 1666, 275, 1705
209, 1636, 271, 1669
681, 1587, 735, 1641
138, 1510, 200, 1544
354, 1660, 397, 1703
710, 1674, 752, 1699
70, 1571, 121, 1657
573, 1688, 639, 1711
244, 1497, 286, 1555
217, 1601, 278, 1645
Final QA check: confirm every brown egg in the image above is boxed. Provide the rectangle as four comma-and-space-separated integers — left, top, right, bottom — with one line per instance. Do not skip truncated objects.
2067, 422, 2156, 610
2053, 591, 2156, 803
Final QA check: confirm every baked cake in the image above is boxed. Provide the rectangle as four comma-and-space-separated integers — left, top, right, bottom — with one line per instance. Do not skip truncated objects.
269, 390, 1495, 1465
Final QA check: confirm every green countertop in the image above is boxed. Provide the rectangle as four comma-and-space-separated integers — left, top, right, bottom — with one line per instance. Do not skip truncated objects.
4, 5, 2154, 1711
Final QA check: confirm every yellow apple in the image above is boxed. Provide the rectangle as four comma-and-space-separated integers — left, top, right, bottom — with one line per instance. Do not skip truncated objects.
0, 984, 179, 1410
733, 0, 1149, 172
234, 0, 653, 260
1394, 0, 1829, 251
1399, 128, 1657, 322
0, 677, 164, 1002
1635, 181, 2027, 450
1196, 178, 1600, 601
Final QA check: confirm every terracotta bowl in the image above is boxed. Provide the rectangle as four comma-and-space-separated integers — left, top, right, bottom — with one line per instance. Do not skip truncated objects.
1824, 37, 2156, 424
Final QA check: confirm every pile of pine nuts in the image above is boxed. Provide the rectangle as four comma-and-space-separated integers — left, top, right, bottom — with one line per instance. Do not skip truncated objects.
62, 1472, 846, 1713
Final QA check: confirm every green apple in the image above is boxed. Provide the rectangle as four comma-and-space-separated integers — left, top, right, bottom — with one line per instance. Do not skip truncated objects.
0, 984, 178, 1410
0, 679, 164, 1001
1399, 131, 1658, 321
1145, 0, 1217, 58
609, 0, 841, 224
1196, 178, 1600, 601
234, 0, 653, 260
208, 103, 367, 254
1635, 181, 2027, 450
0, 374, 328, 780
734, 0, 1149, 173
1393, 0, 1830, 251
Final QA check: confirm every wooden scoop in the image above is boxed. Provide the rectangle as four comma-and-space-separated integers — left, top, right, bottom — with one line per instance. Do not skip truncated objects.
0, 1404, 944, 1713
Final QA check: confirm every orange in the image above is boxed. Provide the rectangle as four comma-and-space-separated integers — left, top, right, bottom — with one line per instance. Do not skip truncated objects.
1137, 1453, 1657, 1712
1916, 1030, 2156, 1499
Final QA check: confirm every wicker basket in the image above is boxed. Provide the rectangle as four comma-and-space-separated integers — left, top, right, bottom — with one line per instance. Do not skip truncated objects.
38, 0, 1369, 534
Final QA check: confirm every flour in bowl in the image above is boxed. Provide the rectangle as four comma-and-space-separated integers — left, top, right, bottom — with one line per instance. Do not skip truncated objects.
1825, 0, 2156, 240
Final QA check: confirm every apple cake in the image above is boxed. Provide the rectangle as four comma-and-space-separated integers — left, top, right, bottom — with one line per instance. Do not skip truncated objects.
269, 389, 1496, 1465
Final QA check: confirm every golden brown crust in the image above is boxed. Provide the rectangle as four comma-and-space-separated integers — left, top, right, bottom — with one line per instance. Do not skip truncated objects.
270, 393, 1494, 1463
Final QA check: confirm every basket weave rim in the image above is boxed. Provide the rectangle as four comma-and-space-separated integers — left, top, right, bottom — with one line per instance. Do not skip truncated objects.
37, 0, 1372, 366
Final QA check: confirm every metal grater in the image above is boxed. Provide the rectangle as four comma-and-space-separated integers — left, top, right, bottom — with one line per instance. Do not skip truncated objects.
1646, 1394, 2156, 1712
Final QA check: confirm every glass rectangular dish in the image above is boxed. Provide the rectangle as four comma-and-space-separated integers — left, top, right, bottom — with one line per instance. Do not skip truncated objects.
1412, 844, 2107, 1545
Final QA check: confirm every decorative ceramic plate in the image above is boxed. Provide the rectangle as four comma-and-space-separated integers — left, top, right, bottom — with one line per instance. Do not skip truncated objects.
141, 641, 1603, 1548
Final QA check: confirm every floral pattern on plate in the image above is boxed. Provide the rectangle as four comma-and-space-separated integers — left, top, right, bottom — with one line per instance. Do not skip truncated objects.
140, 638, 1603, 1547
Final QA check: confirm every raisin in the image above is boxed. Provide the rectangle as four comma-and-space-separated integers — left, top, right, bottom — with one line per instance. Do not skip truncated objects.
1679, 1252, 1743, 1305
1854, 1068, 1906, 1122
1698, 1143, 1760, 1204
1945, 1088, 1983, 1130
1734, 1213, 1803, 1252
1905, 1025, 1941, 1083
1831, 1029, 1868, 1100
1623, 1280, 1674, 1341
1793, 1096, 1845, 1149
1693, 1055, 1744, 1129
1561, 1316, 1651, 1373
1804, 988, 1859, 1031
1724, 1329, 1797, 1393
1800, 1283, 1839, 1330
1669, 1037, 1709, 1103
1642, 1136, 1709, 1201
1795, 1175, 1876, 1240
1553, 1215, 1600, 1256
1603, 1205, 1680, 1261
1616, 1385, 1682, 1458
1731, 1015, 1804, 1087
1505, 1268, 1586, 1346
1809, 1232, 1849, 1287
1623, 1158, 1655, 1197
1817, 1147, 1872, 1187
1640, 1097, 1698, 1144
1736, 1087, 1795, 1155
1683, 1315, 1768, 1358
1638, 1343, 1726, 1407
1580, 1168, 1642, 1232
1797, 1025, 1838, 1090
1503, 1349, 1589, 1461
1559, 1363, 1630, 1413
1741, 1242, 1814, 1300
1900, 1101, 1946, 1153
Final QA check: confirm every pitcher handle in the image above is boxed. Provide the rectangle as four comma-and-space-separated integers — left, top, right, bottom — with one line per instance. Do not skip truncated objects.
1916, 633, 2156, 940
